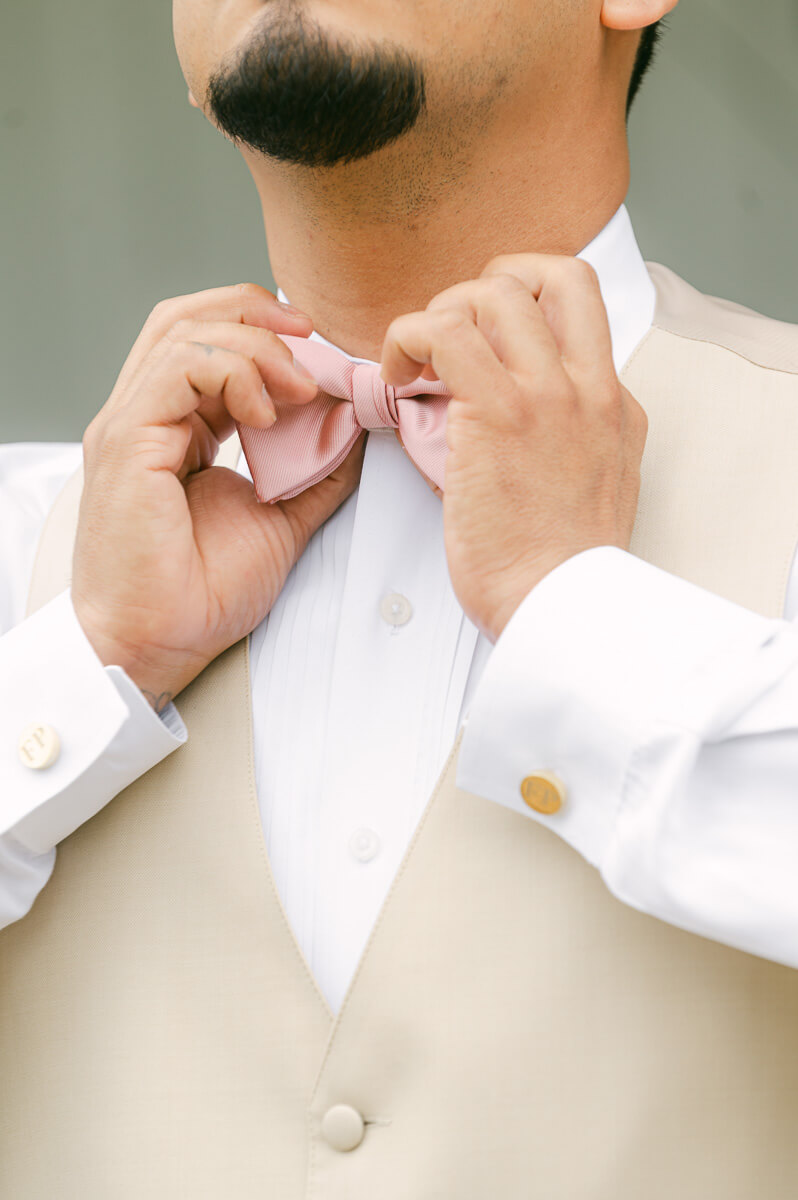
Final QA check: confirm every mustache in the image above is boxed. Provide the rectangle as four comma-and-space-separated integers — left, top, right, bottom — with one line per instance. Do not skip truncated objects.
206, 10, 426, 168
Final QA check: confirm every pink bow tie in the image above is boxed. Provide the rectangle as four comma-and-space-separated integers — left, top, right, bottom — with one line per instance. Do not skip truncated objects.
235, 334, 452, 503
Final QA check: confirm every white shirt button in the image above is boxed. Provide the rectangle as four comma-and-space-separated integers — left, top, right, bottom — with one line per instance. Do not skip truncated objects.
349, 827, 381, 863
321, 1103, 365, 1152
18, 723, 61, 770
380, 592, 412, 627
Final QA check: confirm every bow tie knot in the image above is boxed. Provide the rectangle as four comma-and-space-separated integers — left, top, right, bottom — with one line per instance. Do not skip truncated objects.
236, 333, 453, 503
351, 363, 400, 431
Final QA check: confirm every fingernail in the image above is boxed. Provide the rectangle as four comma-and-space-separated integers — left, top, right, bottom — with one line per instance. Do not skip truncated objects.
261, 383, 278, 424
276, 299, 311, 319
292, 356, 316, 382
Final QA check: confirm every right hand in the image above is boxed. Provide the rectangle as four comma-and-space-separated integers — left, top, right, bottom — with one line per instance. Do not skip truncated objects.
72, 283, 365, 712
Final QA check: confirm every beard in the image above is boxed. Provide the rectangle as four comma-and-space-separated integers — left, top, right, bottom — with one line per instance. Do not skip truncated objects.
206, 7, 426, 168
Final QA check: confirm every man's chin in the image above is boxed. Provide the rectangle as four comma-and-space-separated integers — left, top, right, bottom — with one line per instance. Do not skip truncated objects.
206, 13, 425, 168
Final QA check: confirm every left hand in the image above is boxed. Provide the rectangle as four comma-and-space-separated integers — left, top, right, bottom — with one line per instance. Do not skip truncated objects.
380, 255, 648, 642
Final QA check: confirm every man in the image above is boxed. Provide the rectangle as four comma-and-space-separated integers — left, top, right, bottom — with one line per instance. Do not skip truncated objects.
2, 0, 798, 1195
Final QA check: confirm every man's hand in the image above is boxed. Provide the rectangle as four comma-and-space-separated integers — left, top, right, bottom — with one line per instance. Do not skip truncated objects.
380, 255, 648, 642
72, 283, 365, 710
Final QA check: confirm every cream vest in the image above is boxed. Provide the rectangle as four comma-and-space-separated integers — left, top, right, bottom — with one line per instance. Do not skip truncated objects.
3, 266, 798, 1199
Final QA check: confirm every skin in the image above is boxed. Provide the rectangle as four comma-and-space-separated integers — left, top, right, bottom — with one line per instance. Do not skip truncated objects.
72, 0, 676, 708
178, 0, 666, 361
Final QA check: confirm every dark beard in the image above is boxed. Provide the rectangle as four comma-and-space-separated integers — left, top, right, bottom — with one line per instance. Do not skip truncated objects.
206, 9, 426, 168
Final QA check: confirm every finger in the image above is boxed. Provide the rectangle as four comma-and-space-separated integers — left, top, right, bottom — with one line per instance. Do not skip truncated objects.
381, 307, 509, 404
116, 340, 277, 446
481, 254, 614, 382
423, 274, 563, 381
138, 319, 318, 428
141, 282, 313, 346
109, 282, 313, 411
175, 411, 224, 481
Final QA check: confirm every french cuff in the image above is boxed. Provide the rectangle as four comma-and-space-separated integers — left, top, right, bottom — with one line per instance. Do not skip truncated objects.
456, 546, 779, 869
2, 588, 187, 855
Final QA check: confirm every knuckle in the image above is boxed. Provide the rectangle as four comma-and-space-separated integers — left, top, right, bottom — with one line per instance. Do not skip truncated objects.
241, 353, 263, 382
485, 272, 525, 299
483, 254, 515, 275
146, 296, 181, 327
549, 256, 597, 288
82, 417, 101, 456
260, 326, 290, 355
570, 258, 600, 288
595, 384, 625, 430
633, 398, 648, 429
632, 400, 649, 442
85, 411, 122, 459
426, 284, 467, 313
167, 317, 196, 342
221, 350, 260, 391
434, 308, 469, 337
596, 380, 622, 412
387, 312, 415, 339
236, 281, 270, 300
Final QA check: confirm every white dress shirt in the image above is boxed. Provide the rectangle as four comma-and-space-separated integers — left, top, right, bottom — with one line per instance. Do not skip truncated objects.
3, 206, 798, 1014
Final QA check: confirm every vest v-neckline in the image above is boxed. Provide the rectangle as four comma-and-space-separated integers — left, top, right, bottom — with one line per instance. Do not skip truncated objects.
217, 335, 656, 1054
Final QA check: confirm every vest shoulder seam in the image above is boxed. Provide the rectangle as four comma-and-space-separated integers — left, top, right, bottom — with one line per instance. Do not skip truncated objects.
648, 321, 798, 379
646, 262, 798, 377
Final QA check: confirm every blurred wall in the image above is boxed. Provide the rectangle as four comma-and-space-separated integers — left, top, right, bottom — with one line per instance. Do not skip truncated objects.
1, 0, 797, 443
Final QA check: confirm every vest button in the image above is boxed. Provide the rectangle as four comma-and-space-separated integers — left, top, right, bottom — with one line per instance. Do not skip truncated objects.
17, 723, 61, 770
321, 1103, 365, 1152
520, 772, 566, 815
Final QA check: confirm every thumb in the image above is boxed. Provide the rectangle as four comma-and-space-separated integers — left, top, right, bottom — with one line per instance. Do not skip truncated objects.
275, 432, 367, 555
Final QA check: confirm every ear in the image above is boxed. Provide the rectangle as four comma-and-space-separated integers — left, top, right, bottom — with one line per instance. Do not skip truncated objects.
187, 89, 201, 109
601, 0, 678, 31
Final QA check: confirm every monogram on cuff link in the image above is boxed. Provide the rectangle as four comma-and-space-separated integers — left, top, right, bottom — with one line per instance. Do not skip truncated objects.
520, 772, 566, 816
18, 723, 61, 770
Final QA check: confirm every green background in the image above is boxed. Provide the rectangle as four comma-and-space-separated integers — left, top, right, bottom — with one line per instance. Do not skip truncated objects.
1, 0, 796, 443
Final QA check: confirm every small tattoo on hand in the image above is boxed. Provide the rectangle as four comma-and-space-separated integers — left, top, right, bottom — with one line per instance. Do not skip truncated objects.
142, 690, 174, 714
190, 341, 215, 357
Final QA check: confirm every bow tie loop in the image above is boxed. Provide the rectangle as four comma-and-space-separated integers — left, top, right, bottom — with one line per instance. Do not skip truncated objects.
351, 363, 400, 430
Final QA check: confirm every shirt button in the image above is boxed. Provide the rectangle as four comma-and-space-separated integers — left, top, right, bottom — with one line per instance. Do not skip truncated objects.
349, 828, 381, 863
18, 723, 61, 770
520, 772, 566, 815
321, 1104, 365, 1152
380, 592, 412, 627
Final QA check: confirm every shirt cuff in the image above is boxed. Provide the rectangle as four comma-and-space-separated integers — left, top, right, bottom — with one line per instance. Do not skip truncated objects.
455, 546, 780, 869
2, 589, 187, 854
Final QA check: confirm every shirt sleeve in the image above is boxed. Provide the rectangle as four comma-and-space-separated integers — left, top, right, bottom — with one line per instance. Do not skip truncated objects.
0, 443, 186, 930
456, 545, 798, 968
0, 589, 187, 928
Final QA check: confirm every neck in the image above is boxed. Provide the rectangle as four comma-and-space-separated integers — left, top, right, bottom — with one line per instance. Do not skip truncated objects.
243, 97, 630, 362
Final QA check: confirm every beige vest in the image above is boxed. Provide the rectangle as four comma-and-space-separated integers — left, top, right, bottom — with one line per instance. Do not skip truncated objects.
3, 266, 798, 1199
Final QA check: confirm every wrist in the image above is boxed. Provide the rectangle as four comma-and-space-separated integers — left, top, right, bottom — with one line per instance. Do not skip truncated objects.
70, 595, 201, 710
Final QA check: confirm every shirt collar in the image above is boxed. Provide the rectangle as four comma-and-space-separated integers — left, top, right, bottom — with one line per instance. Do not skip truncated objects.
276, 204, 654, 375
